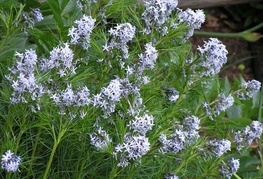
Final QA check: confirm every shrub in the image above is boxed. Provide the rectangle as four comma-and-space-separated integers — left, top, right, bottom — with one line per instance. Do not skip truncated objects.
0, 0, 262, 178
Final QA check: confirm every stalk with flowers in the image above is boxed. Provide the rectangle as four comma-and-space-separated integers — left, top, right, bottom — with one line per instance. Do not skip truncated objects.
0, 0, 262, 178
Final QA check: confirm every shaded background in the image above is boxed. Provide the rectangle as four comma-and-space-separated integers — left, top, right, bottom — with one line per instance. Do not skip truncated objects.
188, 2, 263, 82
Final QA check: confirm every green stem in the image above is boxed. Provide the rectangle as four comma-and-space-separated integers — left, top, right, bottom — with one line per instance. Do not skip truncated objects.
43, 141, 59, 179
243, 22, 263, 33
257, 149, 263, 176
258, 83, 263, 170
175, 153, 198, 173
0, 34, 9, 51
6, 173, 11, 179
194, 31, 242, 38
127, 165, 135, 179
77, 153, 86, 179
26, 128, 42, 178
233, 173, 242, 179
110, 165, 118, 179
110, 161, 124, 179
42, 127, 67, 179
15, 115, 27, 153
194, 22, 263, 40
258, 84, 263, 123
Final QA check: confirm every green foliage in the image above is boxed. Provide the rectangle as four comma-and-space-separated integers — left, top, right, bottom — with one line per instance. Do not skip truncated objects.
0, 0, 262, 178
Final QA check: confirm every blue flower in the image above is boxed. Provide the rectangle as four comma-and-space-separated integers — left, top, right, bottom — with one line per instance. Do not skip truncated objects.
1, 150, 21, 172
197, 38, 228, 76
220, 158, 240, 179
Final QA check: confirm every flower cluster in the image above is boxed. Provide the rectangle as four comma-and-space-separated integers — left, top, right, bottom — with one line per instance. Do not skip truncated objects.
138, 43, 158, 71
183, 115, 200, 140
6, 42, 94, 117
92, 78, 123, 117
114, 134, 150, 167
164, 173, 179, 179
68, 15, 96, 50
90, 127, 112, 150
76, 0, 97, 10
203, 93, 234, 118
214, 94, 234, 115
6, 49, 44, 104
1, 150, 21, 172
159, 129, 185, 154
50, 87, 91, 119
207, 139, 231, 157
220, 158, 240, 179
22, 8, 43, 29
165, 88, 179, 102
159, 115, 200, 153
236, 79, 261, 100
104, 23, 136, 60
40, 43, 76, 77
128, 112, 154, 135
127, 97, 145, 117
197, 38, 228, 76
51, 84, 91, 107
142, 0, 178, 35
177, 8, 205, 39
234, 121, 263, 151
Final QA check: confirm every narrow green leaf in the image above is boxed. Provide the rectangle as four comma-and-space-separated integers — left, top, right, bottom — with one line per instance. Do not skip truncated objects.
227, 105, 242, 119
221, 77, 231, 94
252, 90, 261, 109
47, 0, 63, 31
0, 32, 28, 61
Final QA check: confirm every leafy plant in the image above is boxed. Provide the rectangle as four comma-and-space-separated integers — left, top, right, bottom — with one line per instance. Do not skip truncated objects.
0, 0, 262, 178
